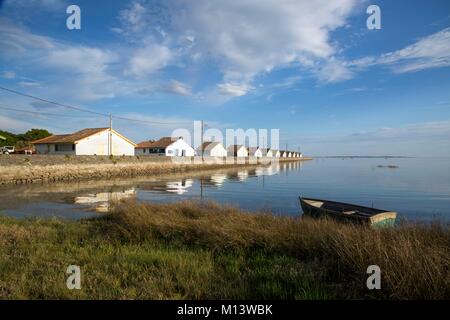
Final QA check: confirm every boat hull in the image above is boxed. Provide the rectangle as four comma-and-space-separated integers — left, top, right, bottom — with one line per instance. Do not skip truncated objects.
299, 197, 397, 227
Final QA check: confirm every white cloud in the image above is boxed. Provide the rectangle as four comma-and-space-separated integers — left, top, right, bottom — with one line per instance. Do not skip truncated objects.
172, 0, 357, 87
2, 71, 16, 79
0, 114, 35, 133
118, 1, 148, 34
113, 0, 358, 94
127, 44, 172, 77
42, 46, 120, 100
217, 83, 253, 97
0, 17, 54, 57
316, 58, 354, 83
348, 27, 450, 74
4, 0, 65, 10
114, 0, 169, 41
0, 18, 122, 101
161, 80, 192, 96
18, 80, 41, 87
45, 47, 117, 74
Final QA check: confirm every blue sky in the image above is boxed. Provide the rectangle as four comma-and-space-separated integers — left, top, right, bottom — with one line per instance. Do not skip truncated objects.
0, 0, 449, 156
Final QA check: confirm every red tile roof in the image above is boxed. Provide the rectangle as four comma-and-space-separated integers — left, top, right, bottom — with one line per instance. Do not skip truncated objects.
32, 128, 109, 144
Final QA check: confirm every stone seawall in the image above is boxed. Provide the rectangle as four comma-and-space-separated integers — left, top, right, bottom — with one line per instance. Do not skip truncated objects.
0, 155, 311, 185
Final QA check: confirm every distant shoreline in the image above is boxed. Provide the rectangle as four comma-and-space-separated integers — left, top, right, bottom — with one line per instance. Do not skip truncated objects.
312, 156, 413, 159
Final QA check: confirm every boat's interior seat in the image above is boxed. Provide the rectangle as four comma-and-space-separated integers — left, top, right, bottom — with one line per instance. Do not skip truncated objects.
308, 201, 324, 207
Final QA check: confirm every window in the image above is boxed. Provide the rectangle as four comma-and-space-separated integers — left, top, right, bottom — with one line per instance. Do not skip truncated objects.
55, 144, 74, 152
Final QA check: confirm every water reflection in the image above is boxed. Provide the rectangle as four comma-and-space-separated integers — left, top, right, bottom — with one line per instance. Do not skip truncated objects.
74, 188, 136, 213
165, 179, 194, 195
1, 158, 447, 221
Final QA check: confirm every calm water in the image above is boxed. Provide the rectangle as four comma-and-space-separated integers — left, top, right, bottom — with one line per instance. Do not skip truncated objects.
0, 158, 449, 221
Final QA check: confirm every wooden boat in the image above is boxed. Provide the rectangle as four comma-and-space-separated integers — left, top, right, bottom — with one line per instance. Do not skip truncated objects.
299, 197, 397, 227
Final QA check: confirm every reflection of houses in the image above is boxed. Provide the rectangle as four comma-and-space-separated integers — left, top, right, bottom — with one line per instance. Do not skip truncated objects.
33, 128, 136, 156
248, 147, 263, 157
227, 170, 249, 182
74, 188, 136, 213
227, 145, 248, 157
135, 137, 195, 156
201, 173, 227, 187
237, 170, 249, 181
210, 173, 227, 186
255, 165, 279, 176
198, 142, 227, 157
165, 179, 194, 194
140, 179, 194, 194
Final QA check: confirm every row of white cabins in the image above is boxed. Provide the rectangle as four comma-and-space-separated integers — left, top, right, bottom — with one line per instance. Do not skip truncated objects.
32, 127, 303, 158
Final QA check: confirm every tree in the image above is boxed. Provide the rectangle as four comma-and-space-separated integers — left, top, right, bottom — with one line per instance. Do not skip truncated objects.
19, 129, 52, 142
0, 130, 18, 147
0, 129, 52, 147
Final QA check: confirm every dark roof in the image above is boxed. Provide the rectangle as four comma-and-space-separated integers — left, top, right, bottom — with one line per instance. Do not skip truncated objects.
136, 137, 180, 149
199, 141, 223, 151
135, 139, 155, 148
32, 128, 109, 144
248, 147, 261, 153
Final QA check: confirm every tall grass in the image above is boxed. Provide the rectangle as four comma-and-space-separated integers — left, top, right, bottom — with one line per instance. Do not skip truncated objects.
105, 200, 450, 299
0, 200, 448, 299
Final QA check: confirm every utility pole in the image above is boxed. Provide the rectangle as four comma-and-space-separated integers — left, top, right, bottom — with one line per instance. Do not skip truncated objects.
201, 120, 204, 162
262, 136, 265, 156
109, 114, 112, 156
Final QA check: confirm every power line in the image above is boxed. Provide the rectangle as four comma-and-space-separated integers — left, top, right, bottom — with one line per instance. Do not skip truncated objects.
0, 86, 108, 117
0, 104, 101, 118
112, 115, 193, 125
0, 86, 194, 126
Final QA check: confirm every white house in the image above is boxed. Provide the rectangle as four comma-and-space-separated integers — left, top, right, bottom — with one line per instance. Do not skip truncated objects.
272, 150, 281, 158
227, 145, 248, 157
135, 137, 195, 157
33, 128, 136, 156
248, 147, 263, 157
281, 151, 287, 158
197, 142, 227, 157
261, 148, 274, 157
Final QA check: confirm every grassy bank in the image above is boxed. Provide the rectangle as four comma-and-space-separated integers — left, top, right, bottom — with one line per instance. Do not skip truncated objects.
0, 200, 448, 299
